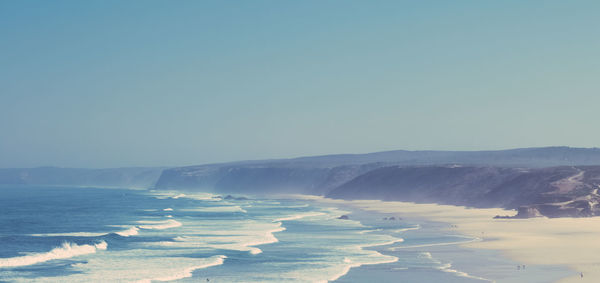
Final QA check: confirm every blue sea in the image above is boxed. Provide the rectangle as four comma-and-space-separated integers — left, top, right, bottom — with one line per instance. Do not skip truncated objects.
0, 186, 571, 282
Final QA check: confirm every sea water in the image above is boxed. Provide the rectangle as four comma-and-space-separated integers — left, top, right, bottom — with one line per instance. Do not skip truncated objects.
0, 186, 570, 282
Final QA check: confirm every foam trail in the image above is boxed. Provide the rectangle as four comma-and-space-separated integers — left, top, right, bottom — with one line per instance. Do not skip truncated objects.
157, 222, 286, 255
245, 226, 286, 254
137, 219, 182, 230
392, 225, 421, 233
274, 212, 325, 222
438, 263, 495, 282
0, 241, 107, 268
136, 255, 227, 283
184, 206, 247, 213
420, 252, 494, 282
172, 194, 186, 199
327, 254, 399, 282
391, 236, 480, 250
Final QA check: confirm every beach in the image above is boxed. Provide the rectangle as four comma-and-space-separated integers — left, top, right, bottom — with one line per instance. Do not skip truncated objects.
300, 195, 599, 282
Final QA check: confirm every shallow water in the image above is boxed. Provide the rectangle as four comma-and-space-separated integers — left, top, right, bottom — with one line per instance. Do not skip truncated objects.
0, 186, 570, 282
0, 186, 399, 282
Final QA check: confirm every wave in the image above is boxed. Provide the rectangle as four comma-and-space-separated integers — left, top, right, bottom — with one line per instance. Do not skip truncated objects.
391, 236, 480, 250
274, 212, 326, 222
137, 219, 182, 230
243, 225, 286, 254
183, 206, 247, 213
327, 255, 399, 282
115, 227, 139, 237
0, 241, 107, 268
30, 226, 141, 238
172, 194, 186, 199
361, 238, 404, 248
392, 225, 421, 233
155, 221, 285, 255
359, 228, 383, 234
419, 252, 494, 282
136, 255, 227, 283
163, 208, 173, 211
438, 263, 495, 282
30, 232, 108, 237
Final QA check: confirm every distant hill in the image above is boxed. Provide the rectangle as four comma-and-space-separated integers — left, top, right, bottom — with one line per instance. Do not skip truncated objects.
154, 146, 600, 192
0, 167, 165, 188
154, 147, 600, 218
327, 165, 600, 218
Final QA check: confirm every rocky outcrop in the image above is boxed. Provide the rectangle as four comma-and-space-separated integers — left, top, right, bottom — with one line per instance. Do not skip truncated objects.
513, 207, 544, 218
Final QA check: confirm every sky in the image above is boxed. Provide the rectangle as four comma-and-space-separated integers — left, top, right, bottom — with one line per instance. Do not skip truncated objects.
1, 1, 599, 168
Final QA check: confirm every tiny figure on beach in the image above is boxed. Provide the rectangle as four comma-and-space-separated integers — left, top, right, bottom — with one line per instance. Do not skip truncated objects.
517, 265, 520, 270
580, 272, 584, 278
522, 264, 525, 270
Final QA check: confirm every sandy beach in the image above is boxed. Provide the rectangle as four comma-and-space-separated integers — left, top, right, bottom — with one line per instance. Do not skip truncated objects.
296, 196, 599, 282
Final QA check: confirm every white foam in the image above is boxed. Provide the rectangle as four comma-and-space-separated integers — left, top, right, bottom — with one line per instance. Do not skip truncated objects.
392, 225, 421, 233
115, 227, 139, 237
420, 252, 494, 282
136, 255, 227, 283
154, 220, 285, 255
391, 236, 480, 250
163, 208, 173, 211
184, 206, 247, 213
172, 194, 186, 199
0, 241, 107, 268
24, 250, 228, 283
137, 219, 182, 230
358, 228, 383, 234
438, 262, 494, 282
274, 212, 326, 222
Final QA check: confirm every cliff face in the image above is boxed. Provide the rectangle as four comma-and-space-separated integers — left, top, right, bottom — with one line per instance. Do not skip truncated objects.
154, 163, 382, 195
327, 165, 600, 218
155, 147, 600, 193
153, 147, 600, 218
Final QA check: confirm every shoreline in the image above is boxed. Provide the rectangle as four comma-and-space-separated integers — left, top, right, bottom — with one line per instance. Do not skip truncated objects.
293, 195, 592, 282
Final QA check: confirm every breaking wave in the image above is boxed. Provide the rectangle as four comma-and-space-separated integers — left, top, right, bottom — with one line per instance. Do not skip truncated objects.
0, 241, 107, 268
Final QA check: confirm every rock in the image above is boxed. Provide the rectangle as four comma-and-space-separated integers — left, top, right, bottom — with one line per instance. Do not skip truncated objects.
493, 215, 512, 219
513, 206, 544, 218
224, 195, 249, 200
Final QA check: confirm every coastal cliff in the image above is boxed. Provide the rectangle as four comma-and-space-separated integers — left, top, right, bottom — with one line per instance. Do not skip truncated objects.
155, 147, 600, 218
327, 165, 600, 218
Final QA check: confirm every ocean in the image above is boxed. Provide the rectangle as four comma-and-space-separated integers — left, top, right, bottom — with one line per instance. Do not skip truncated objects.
0, 186, 570, 282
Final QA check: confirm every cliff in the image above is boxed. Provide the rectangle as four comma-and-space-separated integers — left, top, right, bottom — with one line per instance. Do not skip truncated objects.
327, 165, 600, 218
155, 147, 600, 218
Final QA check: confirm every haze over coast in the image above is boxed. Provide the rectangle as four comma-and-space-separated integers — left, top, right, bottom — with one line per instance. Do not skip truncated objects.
4, 146, 600, 219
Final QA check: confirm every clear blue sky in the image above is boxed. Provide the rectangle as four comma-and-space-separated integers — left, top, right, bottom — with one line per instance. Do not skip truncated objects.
1, 1, 599, 168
